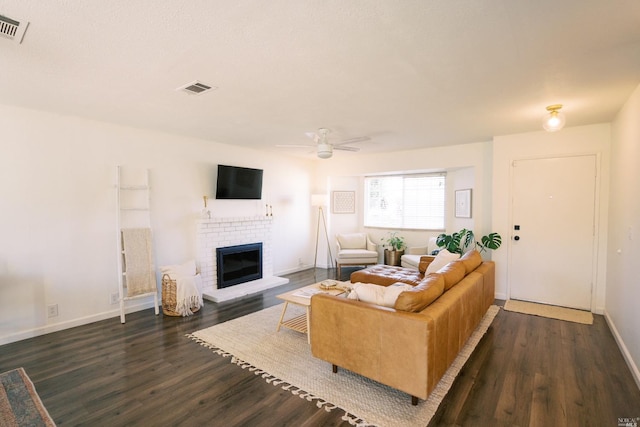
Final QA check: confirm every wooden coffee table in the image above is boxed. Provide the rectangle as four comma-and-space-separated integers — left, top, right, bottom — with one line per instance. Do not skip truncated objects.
276, 280, 348, 343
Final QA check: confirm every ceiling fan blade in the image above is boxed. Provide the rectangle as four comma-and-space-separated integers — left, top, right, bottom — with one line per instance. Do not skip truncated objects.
275, 144, 315, 148
333, 145, 360, 152
335, 136, 371, 146
304, 131, 320, 143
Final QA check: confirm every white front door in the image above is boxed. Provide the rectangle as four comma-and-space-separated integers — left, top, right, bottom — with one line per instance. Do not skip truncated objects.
509, 155, 597, 310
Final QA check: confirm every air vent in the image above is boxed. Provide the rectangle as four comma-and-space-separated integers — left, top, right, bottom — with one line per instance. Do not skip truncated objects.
177, 81, 217, 95
0, 14, 29, 43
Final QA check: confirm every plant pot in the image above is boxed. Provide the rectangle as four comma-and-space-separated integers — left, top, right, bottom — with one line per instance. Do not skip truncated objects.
384, 249, 404, 266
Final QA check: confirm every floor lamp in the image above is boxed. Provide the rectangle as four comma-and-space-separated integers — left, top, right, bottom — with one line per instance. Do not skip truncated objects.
311, 194, 333, 270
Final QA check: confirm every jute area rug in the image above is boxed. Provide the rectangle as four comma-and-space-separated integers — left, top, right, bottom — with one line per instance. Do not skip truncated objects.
188, 304, 500, 427
0, 367, 56, 427
504, 299, 593, 325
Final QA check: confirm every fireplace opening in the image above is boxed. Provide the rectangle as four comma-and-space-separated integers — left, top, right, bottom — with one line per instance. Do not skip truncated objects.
216, 242, 263, 288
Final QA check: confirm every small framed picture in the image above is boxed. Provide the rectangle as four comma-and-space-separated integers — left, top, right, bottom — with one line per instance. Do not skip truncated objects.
455, 189, 472, 218
332, 191, 355, 214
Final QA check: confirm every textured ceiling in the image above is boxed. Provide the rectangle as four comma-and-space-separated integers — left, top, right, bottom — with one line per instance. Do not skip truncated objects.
1, 1, 639, 158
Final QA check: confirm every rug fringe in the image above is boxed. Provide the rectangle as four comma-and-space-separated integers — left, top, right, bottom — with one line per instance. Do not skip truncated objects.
342, 413, 373, 426
185, 306, 499, 427
315, 400, 337, 411
186, 332, 370, 425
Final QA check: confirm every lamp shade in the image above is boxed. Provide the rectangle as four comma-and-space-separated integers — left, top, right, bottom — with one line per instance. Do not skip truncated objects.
311, 194, 328, 207
542, 104, 566, 132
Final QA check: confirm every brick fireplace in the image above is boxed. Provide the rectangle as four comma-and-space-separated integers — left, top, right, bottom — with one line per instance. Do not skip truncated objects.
196, 216, 288, 302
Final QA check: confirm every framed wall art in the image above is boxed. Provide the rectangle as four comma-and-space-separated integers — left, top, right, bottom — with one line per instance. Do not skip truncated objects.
455, 189, 472, 218
332, 191, 355, 214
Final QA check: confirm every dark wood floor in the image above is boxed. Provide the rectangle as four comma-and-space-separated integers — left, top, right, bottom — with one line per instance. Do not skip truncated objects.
1, 267, 639, 426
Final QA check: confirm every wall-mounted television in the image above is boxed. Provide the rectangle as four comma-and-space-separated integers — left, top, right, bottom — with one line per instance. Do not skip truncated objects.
215, 164, 263, 200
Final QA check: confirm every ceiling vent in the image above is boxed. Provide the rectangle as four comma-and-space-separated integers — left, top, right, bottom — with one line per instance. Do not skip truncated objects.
0, 14, 29, 43
177, 81, 217, 95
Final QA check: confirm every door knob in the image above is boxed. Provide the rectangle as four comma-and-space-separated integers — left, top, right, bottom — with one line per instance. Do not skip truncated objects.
514, 235, 520, 241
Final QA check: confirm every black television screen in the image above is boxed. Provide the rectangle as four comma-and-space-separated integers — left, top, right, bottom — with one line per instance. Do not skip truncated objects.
215, 164, 263, 200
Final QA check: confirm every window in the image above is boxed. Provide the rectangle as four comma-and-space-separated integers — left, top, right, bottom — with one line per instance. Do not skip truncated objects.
364, 173, 445, 230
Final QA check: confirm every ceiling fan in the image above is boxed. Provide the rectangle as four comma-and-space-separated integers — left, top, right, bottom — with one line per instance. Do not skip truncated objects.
277, 128, 370, 159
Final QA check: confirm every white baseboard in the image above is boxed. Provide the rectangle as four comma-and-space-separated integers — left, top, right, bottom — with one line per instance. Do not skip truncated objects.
604, 310, 640, 390
495, 291, 507, 300
0, 299, 157, 346
274, 264, 315, 276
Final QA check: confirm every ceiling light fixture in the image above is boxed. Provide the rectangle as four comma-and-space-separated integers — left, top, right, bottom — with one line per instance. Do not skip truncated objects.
542, 104, 566, 132
316, 128, 333, 159
317, 143, 333, 159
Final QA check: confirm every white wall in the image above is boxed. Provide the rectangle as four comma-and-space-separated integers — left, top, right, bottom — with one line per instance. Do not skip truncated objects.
607, 83, 640, 387
316, 142, 493, 257
447, 167, 476, 233
0, 104, 315, 344
492, 124, 611, 309
326, 175, 361, 265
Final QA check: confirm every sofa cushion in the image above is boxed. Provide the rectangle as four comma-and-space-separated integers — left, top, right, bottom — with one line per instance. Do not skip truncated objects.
459, 249, 483, 274
394, 273, 445, 312
437, 260, 467, 290
338, 249, 378, 260
337, 233, 367, 249
351, 265, 423, 287
425, 249, 460, 274
348, 282, 414, 307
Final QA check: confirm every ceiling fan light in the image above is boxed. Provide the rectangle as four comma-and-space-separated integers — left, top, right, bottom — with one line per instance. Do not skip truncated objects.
317, 143, 333, 159
542, 104, 566, 132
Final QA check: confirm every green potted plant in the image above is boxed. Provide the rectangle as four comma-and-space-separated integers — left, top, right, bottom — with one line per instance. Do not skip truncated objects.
381, 232, 406, 266
436, 229, 502, 255
476, 232, 502, 253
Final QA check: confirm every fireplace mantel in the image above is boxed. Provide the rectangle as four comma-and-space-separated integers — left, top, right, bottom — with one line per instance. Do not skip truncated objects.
196, 216, 288, 302
197, 215, 273, 225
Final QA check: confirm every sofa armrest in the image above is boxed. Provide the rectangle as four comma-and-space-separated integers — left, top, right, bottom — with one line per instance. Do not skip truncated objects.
418, 255, 436, 274
366, 238, 377, 251
407, 246, 428, 255
310, 294, 434, 400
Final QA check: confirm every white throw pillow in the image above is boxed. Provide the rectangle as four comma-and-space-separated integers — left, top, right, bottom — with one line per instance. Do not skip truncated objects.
425, 249, 460, 274
160, 259, 197, 278
347, 282, 413, 307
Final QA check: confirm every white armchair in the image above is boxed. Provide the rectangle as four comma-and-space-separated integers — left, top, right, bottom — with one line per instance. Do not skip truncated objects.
335, 233, 379, 279
400, 237, 439, 270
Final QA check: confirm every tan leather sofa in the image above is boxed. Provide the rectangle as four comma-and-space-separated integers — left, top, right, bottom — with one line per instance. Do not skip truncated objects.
310, 250, 495, 405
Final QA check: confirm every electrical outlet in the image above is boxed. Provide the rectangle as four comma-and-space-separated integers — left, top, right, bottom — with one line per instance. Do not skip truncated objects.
47, 304, 58, 318
110, 293, 120, 305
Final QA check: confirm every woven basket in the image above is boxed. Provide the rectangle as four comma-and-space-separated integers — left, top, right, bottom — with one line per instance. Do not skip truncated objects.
161, 273, 201, 316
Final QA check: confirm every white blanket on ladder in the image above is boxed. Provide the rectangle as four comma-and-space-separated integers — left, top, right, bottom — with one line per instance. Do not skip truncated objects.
122, 228, 156, 297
